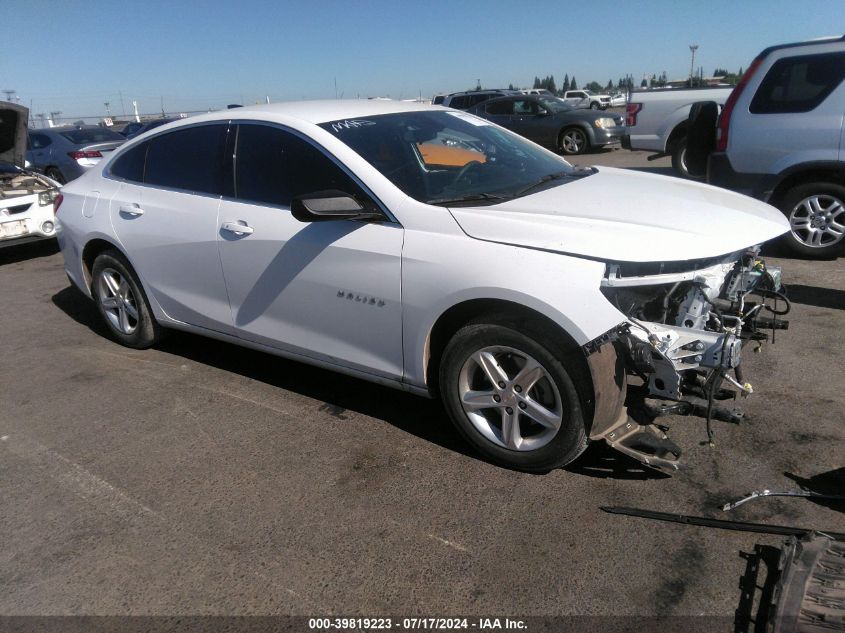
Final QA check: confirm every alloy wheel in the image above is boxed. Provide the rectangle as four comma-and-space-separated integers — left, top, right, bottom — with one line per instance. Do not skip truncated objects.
457, 346, 563, 451
561, 129, 585, 154
97, 268, 139, 334
789, 194, 845, 248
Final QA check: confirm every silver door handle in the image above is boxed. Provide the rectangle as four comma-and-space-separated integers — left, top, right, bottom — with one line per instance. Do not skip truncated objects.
221, 221, 254, 236
119, 203, 144, 216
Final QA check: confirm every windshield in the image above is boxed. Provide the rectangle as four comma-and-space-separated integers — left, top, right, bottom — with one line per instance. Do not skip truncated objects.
539, 98, 573, 113
59, 128, 124, 145
319, 111, 584, 205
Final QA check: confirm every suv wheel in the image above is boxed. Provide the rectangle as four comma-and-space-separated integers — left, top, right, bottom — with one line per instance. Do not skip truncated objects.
439, 320, 588, 472
590, 101, 600, 110
778, 182, 845, 258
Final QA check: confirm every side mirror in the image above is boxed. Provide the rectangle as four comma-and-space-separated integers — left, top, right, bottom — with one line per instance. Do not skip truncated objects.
537, 109, 550, 117
291, 190, 385, 223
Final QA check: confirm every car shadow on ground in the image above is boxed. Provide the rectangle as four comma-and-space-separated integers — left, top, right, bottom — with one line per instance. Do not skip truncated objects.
784, 284, 845, 310
0, 239, 59, 266
51, 283, 668, 480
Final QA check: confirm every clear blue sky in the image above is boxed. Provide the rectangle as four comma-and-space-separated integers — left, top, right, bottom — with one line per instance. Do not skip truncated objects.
3, 0, 843, 120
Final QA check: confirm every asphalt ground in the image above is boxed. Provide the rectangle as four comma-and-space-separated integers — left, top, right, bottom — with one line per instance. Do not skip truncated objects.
1, 148, 843, 628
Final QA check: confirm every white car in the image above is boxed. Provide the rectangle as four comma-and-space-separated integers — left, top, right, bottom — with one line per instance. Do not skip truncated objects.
56, 101, 790, 472
1, 103, 61, 244
562, 90, 611, 110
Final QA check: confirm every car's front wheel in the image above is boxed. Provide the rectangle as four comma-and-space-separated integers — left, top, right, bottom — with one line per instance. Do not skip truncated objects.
91, 250, 162, 348
439, 320, 588, 472
559, 127, 589, 155
778, 182, 845, 258
590, 101, 600, 110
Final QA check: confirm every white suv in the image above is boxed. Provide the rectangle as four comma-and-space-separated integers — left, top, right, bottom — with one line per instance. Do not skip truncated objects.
704, 35, 845, 258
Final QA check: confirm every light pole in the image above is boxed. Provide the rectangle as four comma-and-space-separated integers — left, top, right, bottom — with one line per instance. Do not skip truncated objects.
689, 45, 699, 85
104, 101, 111, 116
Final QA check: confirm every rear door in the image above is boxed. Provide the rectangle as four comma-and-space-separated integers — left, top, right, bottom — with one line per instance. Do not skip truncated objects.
216, 123, 404, 379
108, 124, 234, 334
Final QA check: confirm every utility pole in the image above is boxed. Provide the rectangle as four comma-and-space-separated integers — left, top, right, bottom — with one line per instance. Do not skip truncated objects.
689, 44, 699, 84
1, 89, 15, 103
160, 95, 165, 117
104, 101, 111, 116
119, 90, 126, 116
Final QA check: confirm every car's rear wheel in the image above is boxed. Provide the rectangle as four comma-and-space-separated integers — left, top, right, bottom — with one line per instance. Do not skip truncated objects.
560, 127, 589, 155
670, 137, 702, 180
91, 250, 161, 348
45, 167, 65, 185
439, 320, 588, 472
777, 182, 845, 258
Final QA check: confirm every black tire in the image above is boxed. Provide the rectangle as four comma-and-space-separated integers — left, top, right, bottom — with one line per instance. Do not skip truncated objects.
590, 101, 600, 110
439, 319, 588, 472
91, 250, 162, 348
670, 137, 702, 180
776, 182, 845, 259
45, 167, 66, 185
559, 127, 590, 155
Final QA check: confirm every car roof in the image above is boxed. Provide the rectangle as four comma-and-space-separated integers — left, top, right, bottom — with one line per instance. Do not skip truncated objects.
172, 100, 441, 127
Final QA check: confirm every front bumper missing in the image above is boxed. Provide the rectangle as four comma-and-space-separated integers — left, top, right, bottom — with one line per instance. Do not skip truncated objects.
583, 253, 790, 473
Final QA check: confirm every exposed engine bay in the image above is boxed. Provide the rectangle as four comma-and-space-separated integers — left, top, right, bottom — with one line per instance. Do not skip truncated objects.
1, 168, 58, 200
590, 247, 790, 472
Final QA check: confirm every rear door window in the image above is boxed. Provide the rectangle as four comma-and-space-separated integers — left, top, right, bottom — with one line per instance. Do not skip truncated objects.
144, 124, 228, 195
485, 100, 513, 115
750, 52, 845, 114
234, 124, 364, 207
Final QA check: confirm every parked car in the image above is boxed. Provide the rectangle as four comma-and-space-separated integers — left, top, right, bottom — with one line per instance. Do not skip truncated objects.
562, 90, 611, 110
687, 35, 845, 258
26, 125, 125, 184
117, 121, 145, 137
442, 89, 519, 110
520, 89, 555, 97
56, 100, 789, 473
125, 117, 181, 139
0, 102, 61, 245
609, 92, 627, 108
622, 87, 733, 178
468, 95, 624, 155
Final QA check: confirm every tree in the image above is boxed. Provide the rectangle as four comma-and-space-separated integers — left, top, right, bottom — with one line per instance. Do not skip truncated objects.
586, 81, 603, 92
641, 78, 648, 87
606, 79, 613, 90
713, 68, 729, 76
563, 74, 570, 92
547, 75, 556, 94
508, 83, 515, 91
570, 76, 577, 90
533, 76, 541, 89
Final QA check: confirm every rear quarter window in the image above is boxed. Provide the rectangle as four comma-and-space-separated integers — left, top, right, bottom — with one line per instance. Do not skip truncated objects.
109, 141, 148, 183
750, 51, 845, 114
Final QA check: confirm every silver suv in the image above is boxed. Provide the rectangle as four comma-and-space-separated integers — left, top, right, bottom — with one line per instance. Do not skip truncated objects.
702, 35, 845, 258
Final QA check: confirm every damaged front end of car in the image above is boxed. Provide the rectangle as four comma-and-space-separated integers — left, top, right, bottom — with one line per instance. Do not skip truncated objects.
584, 247, 790, 472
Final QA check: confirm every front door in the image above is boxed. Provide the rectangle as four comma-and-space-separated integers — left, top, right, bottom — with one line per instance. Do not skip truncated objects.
217, 123, 404, 379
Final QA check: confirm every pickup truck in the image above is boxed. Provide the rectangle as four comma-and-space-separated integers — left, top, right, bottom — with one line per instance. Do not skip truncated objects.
562, 90, 611, 110
622, 87, 733, 177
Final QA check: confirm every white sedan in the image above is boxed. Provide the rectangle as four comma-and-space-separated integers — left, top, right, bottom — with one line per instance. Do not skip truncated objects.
56, 100, 790, 472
